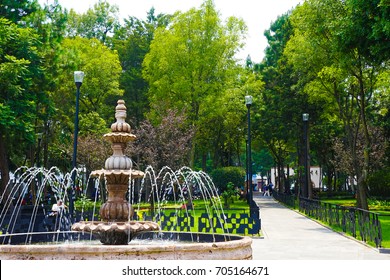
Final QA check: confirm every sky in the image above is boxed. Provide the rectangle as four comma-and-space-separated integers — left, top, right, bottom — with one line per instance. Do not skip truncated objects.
40, 0, 302, 62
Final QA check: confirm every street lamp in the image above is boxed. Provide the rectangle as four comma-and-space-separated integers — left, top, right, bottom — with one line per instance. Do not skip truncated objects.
245, 95, 253, 204
302, 113, 309, 198
70, 71, 84, 217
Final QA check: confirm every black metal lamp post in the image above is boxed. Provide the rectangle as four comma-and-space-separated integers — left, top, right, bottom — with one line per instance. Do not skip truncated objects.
70, 71, 84, 217
245, 95, 253, 204
302, 113, 309, 198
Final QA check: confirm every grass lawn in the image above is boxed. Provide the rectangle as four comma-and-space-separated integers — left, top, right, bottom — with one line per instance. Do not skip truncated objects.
376, 212, 390, 248
321, 199, 356, 207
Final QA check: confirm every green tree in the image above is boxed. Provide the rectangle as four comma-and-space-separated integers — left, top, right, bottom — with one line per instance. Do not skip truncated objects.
0, 18, 42, 195
65, 0, 119, 45
51, 37, 123, 169
113, 8, 171, 126
285, 0, 390, 209
0, 0, 39, 23
25, 1, 68, 169
0, 1, 68, 200
221, 182, 239, 208
143, 0, 260, 168
256, 13, 306, 194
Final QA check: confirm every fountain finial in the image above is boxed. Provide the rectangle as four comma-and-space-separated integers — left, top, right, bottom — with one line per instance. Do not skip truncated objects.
111, 100, 131, 133
104, 100, 135, 170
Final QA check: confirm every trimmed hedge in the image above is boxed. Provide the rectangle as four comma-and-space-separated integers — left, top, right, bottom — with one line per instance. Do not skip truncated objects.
210, 166, 245, 193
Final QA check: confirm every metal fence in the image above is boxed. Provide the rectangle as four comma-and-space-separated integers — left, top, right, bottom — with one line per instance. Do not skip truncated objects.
273, 194, 382, 248
272, 192, 296, 209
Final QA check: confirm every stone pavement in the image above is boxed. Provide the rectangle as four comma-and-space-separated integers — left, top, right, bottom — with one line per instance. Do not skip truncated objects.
251, 193, 390, 260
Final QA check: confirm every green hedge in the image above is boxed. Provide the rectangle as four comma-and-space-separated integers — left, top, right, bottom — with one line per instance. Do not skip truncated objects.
210, 166, 245, 193
368, 168, 390, 198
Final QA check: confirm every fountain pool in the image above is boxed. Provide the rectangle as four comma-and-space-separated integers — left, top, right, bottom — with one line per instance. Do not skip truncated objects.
0, 232, 252, 260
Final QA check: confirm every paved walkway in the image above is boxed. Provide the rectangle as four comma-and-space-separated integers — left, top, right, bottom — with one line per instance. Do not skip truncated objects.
251, 193, 390, 260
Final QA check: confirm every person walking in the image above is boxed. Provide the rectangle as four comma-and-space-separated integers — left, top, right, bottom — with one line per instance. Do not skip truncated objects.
263, 185, 270, 196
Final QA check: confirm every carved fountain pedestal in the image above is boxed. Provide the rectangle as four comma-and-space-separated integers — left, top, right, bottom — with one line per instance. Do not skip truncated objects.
71, 100, 159, 244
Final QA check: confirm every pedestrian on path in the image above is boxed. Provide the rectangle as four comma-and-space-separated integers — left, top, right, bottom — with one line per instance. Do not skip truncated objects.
264, 185, 270, 196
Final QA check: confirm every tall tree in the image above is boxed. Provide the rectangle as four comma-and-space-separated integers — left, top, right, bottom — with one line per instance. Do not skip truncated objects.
143, 0, 260, 168
50, 37, 123, 169
0, 18, 42, 196
65, 0, 119, 45
285, 0, 390, 209
257, 13, 307, 194
0, 0, 39, 23
113, 8, 171, 126
25, 1, 68, 169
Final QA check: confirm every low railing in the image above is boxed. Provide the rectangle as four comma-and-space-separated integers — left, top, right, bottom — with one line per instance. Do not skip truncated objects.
272, 192, 296, 209
273, 194, 382, 248
299, 197, 382, 248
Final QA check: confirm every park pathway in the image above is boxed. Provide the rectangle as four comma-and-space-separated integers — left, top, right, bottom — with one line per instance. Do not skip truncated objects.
250, 193, 390, 260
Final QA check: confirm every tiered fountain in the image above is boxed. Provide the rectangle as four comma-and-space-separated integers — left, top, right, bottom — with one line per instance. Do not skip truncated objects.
71, 100, 160, 245
0, 100, 252, 260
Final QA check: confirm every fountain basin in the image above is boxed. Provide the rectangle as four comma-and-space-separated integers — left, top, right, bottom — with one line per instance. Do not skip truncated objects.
71, 221, 161, 245
0, 232, 252, 260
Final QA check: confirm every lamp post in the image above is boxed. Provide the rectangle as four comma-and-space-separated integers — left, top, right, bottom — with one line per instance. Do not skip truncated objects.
245, 95, 253, 204
245, 139, 249, 202
70, 71, 84, 217
302, 113, 309, 198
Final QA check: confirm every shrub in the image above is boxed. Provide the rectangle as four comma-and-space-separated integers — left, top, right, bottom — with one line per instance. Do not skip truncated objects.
221, 182, 239, 208
368, 168, 390, 198
210, 166, 245, 193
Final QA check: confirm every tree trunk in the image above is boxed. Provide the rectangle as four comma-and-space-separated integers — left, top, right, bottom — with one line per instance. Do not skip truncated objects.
201, 152, 207, 171
356, 68, 370, 210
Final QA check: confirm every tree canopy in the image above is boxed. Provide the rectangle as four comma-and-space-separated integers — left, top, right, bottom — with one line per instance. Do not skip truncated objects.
0, 0, 389, 208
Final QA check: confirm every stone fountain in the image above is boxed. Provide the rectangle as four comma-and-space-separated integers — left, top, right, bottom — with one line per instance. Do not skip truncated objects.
0, 100, 252, 260
71, 100, 160, 244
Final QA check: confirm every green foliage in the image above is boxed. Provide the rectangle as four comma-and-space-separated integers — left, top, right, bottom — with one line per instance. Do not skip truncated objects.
54, 37, 123, 134
66, 0, 120, 45
282, 0, 390, 208
0, 18, 41, 136
1, 0, 389, 211
79, 112, 109, 137
368, 168, 390, 197
221, 182, 239, 208
143, 0, 247, 124
0, 0, 39, 23
210, 166, 245, 193
256, 12, 303, 192
74, 195, 101, 213
0, 18, 42, 166
143, 0, 262, 168
113, 8, 171, 126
